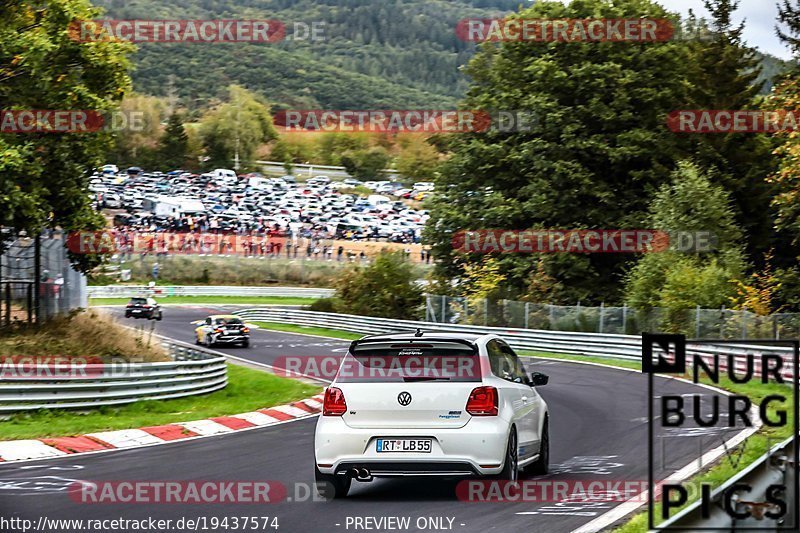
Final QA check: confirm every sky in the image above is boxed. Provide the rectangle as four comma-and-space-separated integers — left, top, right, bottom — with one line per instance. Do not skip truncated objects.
662, 0, 793, 58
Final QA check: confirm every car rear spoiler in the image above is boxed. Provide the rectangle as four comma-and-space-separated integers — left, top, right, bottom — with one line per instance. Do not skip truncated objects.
348, 335, 478, 355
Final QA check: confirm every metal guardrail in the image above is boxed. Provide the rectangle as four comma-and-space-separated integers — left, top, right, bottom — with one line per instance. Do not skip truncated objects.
87, 285, 334, 299
233, 308, 796, 380
657, 435, 797, 530
0, 339, 227, 412
256, 159, 401, 178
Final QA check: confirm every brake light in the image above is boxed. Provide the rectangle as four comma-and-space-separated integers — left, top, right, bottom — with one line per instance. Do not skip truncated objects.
142, 305, 151, 309
214, 328, 223, 333
466, 386, 498, 416
323, 387, 347, 416
242, 327, 250, 333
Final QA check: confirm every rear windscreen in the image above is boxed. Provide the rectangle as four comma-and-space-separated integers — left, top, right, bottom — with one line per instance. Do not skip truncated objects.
130, 298, 146, 304
336, 342, 482, 383
216, 317, 243, 325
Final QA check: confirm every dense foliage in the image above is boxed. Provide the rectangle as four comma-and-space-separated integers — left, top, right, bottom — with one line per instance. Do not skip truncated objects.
91, 0, 521, 109
424, 0, 800, 309
323, 251, 424, 319
0, 0, 132, 271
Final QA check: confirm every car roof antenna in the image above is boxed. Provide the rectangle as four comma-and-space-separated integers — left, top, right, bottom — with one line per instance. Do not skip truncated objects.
414, 328, 423, 337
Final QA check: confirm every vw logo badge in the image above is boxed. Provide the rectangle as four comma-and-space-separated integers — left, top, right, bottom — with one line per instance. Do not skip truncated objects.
397, 392, 412, 406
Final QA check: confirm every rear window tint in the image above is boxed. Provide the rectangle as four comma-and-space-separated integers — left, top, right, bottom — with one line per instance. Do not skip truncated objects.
337, 342, 482, 383
130, 298, 146, 304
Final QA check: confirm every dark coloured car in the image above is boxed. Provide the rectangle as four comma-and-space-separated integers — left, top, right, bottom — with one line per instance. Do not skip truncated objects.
124, 297, 163, 320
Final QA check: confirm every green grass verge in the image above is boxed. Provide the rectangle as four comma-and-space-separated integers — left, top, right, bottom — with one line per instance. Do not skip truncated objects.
0, 364, 322, 441
519, 350, 642, 371
250, 321, 363, 340
89, 296, 318, 306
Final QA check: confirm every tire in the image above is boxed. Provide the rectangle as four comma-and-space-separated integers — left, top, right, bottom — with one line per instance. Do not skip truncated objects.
314, 466, 350, 500
491, 428, 518, 482
195, 335, 201, 345
528, 419, 549, 476
156, 312, 162, 321
240, 339, 249, 348
205, 335, 214, 348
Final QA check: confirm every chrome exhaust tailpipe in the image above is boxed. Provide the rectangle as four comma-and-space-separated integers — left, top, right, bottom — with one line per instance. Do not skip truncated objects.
356, 468, 373, 481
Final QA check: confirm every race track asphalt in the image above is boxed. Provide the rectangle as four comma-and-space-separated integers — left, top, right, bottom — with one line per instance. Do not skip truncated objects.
0, 305, 746, 532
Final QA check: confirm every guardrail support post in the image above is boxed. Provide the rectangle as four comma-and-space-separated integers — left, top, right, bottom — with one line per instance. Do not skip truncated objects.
524, 302, 529, 329
622, 305, 628, 334
599, 302, 605, 333
741, 306, 747, 339
695, 305, 701, 338
33, 234, 41, 323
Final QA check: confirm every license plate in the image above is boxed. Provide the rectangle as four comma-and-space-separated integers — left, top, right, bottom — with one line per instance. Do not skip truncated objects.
376, 438, 432, 453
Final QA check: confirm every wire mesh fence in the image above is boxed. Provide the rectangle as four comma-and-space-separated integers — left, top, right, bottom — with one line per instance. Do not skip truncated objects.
0, 230, 87, 325
425, 294, 790, 340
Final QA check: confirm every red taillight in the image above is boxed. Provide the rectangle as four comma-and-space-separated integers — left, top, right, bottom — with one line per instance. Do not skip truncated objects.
242, 327, 250, 333
466, 386, 498, 416
323, 387, 347, 416
142, 305, 151, 309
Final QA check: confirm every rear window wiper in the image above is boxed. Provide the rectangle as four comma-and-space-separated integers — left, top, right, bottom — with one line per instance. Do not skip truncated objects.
401, 376, 451, 382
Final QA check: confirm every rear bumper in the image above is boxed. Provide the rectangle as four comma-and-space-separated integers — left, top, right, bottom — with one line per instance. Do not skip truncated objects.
335, 461, 478, 477
212, 334, 248, 344
314, 416, 508, 476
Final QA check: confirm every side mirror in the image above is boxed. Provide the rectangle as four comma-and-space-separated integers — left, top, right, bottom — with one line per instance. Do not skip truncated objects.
530, 372, 549, 387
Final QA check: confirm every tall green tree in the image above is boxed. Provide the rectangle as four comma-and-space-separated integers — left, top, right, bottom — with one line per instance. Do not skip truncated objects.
159, 111, 190, 170
425, 0, 696, 304
199, 85, 276, 170
778, 0, 800, 56
0, 0, 132, 270
332, 251, 423, 320
625, 161, 745, 310
105, 93, 164, 168
340, 147, 391, 180
679, 0, 779, 265
396, 135, 441, 181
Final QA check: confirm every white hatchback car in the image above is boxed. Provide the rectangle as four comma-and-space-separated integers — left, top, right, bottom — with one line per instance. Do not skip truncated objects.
314, 331, 550, 498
